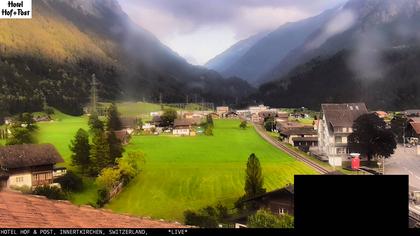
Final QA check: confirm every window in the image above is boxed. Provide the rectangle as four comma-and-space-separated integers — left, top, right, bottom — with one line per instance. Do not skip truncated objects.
16, 176, 24, 183
335, 136, 342, 143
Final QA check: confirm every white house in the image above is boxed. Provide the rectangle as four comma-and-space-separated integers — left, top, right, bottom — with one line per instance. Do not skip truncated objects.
249, 105, 269, 115
173, 119, 193, 136
318, 103, 368, 167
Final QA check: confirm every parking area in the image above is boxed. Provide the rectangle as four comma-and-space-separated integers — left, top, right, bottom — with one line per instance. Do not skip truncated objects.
386, 145, 420, 189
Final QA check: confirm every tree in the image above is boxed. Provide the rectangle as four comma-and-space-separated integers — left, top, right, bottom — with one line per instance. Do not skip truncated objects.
247, 209, 294, 228
96, 167, 121, 191
390, 114, 408, 143
161, 109, 177, 127
184, 204, 230, 228
117, 152, 142, 184
244, 153, 266, 198
240, 120, 247, 129
15, 113, 37, 131
137, 118, 144, 130
6, 127, 36, 145
56, 171, 83, 193
90, 131, 111, 175
107, 131, 124, 165
264, 117, 275, 131
69, 128, 91, 174
88, 113, 104, 134
348, 113, 397, 161
204, 126, 213, 136
206, 115, 214, 128
106, 104, 122, 131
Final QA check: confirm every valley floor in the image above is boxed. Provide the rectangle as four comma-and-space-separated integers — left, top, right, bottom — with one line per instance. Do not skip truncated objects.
35, 109, 316, 221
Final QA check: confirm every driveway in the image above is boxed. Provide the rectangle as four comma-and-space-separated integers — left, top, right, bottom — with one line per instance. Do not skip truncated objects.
386, 145, 420, 190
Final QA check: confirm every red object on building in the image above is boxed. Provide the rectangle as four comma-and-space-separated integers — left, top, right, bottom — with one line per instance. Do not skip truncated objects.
351, 156, 360, 170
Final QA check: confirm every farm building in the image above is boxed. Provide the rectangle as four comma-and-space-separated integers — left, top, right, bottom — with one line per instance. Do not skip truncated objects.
173, 119, 193, 136
408, 117, 420, 139
0, 191, 185, 228
225, 111, 239, 119
120, 117, 138, 133
0, 144, 64, 189
209, 112, 220, 119
318, 103, 368, 167
249, 105, 269, 115
113, 130, 132, 145
276, 121, 304, 132
280, 127, 318, 148
216, 106, 229, 116
151, 116, 163, 127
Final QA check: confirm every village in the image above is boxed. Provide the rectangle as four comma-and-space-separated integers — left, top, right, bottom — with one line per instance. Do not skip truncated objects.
1, 98, 420, 228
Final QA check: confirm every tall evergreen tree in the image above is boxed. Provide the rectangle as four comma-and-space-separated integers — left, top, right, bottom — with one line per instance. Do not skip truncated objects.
106, 104, 122, 131
6, 127, 36, 145
90, 131, 111, 175
69, 128, 91, 174
107, 131, 124, 165
88, 113, 104, 134
244, 153, 266, 198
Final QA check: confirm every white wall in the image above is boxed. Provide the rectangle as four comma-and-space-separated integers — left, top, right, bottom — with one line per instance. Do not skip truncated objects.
8, 172, 32, 188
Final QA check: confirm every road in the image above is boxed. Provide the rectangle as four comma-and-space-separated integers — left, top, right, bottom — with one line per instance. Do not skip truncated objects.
386, 145, 420, 190
253, 123, 330, 174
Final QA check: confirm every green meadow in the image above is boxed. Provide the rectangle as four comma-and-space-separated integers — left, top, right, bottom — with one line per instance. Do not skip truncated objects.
107, 119, 316, 221
32, 105, 316, 221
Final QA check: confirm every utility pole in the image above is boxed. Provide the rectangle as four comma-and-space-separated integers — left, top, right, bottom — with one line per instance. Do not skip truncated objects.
159, 93, 163, 105
186, 95, 189, 105
91, 74, 98, 114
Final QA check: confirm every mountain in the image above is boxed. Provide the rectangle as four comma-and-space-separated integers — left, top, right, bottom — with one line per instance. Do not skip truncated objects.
205, 7, 337, 84
257, 0, 420, 110
262, 0, 420, 82
205, 31, 269, 73
0, 0, 254, 116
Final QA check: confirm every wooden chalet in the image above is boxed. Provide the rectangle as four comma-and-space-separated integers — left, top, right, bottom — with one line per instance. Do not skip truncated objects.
0, 144, 64, 189
113, 130, 132, 145
173, 119, 193, 136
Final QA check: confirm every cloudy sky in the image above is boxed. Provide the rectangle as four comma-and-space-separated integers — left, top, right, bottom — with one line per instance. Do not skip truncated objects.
118, 0, 345, 65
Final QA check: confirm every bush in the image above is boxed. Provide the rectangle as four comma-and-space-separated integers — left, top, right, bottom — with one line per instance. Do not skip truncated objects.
183, 204, 230, 228
204, 126, 213, 136
96, 188, 110, 207
56, 171, 83, 192
10, 185, 32, 194
247, 209, 294, 228
118, 152, 142, 184
239, 121, 247, 129
44, 107, 55, 115
33, 185, 66, 200
96, 167, 121, 191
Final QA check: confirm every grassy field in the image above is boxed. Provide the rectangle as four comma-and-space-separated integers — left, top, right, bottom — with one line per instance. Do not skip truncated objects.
31, 105, 317, 222
107, 119, 317, 221
37, 110, 89, 165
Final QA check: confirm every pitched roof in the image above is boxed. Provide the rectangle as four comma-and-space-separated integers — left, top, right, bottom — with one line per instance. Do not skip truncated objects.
120, 117, 138, 128
292, 137, 319, 142
321, 103, 368, 127
281, 127, 317, 136
410, 122, 420, 135
174, 119, 192, 127
0, 144, 64, 169
0, 191, 185, 228
113, 130, 130, 141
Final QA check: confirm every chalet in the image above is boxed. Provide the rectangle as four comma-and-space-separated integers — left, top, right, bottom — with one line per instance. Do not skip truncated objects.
249, 105, 269, 115
280, 127, 318, 148
0, 144, 64, 189
151, 115, 163, 127
318, 103, 368, 167
225, 111, 239, 119
216, 106, 229, 116
113, 130, 131, 145
408, 117, 420, 139
258, 111, 277, 120
243, 185, 295, 216
173, 119, 193, 136
276, 112, 289, 123
209, 112, 220, 119
276, 121, 303, 133
0, 191, 185, 228
120, 117, 138, 134
236, 110, 251, 119
404, 110, 420, 117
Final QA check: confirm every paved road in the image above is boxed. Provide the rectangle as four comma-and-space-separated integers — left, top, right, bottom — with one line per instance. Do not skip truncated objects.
386, 145, 420, 190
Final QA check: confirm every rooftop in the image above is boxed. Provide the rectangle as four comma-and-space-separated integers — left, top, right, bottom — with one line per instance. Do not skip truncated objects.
0, 144, 64, 169
322, 103, 368, 127
0, 191, 185, 228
